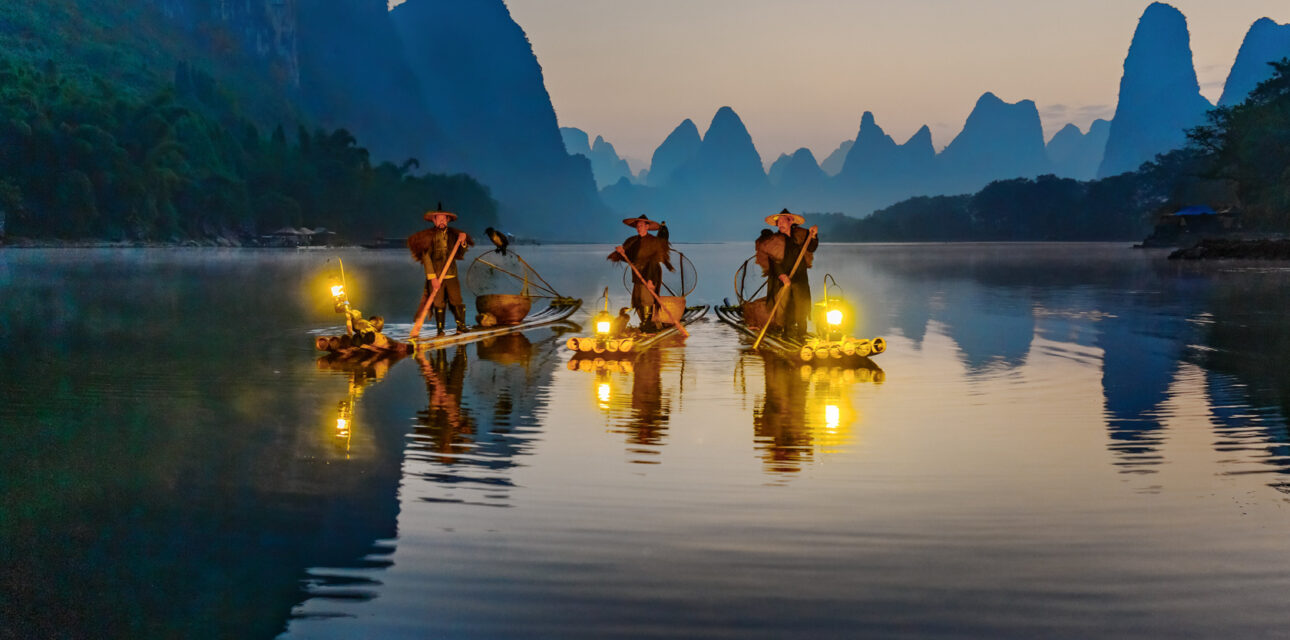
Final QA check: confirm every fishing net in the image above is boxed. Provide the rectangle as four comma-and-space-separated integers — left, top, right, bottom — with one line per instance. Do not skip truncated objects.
618, 249, 698, 298
466, 249, 561, 298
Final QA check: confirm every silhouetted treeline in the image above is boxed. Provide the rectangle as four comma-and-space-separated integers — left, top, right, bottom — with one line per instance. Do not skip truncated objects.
0, 57, 498, 242
817, 166, 1183, 242
1189, 58, 1290, 231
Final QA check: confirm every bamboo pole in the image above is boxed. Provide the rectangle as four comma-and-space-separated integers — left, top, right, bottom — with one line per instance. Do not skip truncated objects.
752, 228, 816, 349
410, 233, 466, 339
617, 246, 688, 338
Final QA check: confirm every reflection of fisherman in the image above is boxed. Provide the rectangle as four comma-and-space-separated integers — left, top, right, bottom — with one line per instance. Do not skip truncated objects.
408, 207, 474, 336
756, 208, 818, 341
608, 214, 673, 332
628, 347, 669, 446
414, 346, 472, 460
753, 353, 811, 474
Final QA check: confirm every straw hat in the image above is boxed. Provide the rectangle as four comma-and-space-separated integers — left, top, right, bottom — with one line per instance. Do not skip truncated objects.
622, 214, 661, 230
765, 208, 805, 226
423, 202, 457, 222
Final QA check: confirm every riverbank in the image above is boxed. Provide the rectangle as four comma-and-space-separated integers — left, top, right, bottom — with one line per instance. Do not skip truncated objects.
0, 237, 248, 249
1169, 237, 1290, 260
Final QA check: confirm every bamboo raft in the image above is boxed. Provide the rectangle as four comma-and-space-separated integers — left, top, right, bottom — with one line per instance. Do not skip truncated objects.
316, 297, 582, 358
716, 299, 885, 366
565, 305, 709, 372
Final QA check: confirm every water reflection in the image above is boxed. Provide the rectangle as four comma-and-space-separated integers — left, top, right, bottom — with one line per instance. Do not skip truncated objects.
403, 327, 572, 508
12, 247, 1290, 639
578, 340, 684, 463
316, 352, 405, 457
749, 352, 883, 476
620, 347, 672, 458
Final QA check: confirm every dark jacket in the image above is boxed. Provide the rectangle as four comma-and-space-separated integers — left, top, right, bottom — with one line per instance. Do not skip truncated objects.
408, 226, 474, 278
766, 226, 818, 284
608, 233, 672, 285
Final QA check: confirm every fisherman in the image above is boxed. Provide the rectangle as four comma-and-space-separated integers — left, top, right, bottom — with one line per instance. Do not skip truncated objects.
608, 214, 673, 332
408, 205, 474, 337
756, 208, 818, 341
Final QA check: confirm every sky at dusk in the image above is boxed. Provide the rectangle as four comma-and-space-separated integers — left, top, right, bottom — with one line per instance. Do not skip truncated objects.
392, 0, 1290, 171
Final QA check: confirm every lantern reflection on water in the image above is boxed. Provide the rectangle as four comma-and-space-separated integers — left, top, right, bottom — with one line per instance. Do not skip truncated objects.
753, 352, 874, 474
597, 377, 613, 410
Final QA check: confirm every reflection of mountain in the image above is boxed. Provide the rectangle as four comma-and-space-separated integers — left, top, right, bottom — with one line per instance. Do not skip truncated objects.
938, 288, 1035, 371
1097, 320, 1180, 473
856, 245, 1260, 479
0, 258, 413, 638
1190, 276, 1290, 484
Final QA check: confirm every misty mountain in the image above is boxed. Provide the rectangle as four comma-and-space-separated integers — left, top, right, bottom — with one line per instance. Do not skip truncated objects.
560, 127, 634, 189
1099, 2, 1212, 177
670, 107, 770, 230
560, 127, 592, 156
775, 148, 830, 210
646, 119, 702, 188
938, 92, 1051, 193
767, 153, 792, 186
1219, 17, 1290, 107
389, 0, 610, 240
828, 113, 934, 213
1046, 119, 1110, 181
819, 140, 854, 176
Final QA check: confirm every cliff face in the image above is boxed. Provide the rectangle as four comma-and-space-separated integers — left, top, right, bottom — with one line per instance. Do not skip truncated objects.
296, 0, 457, 171
152, 0, 299, 87
391, 0, 609, 240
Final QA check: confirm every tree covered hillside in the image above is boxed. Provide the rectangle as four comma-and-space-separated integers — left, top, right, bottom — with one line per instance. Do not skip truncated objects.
0, 57, 497, 242
1190, 59, 1290, 230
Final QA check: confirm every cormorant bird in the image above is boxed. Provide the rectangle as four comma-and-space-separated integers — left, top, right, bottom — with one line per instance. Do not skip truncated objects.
611, 307, 632, 335
485, 227, 510, 255
658, 220, 669, 241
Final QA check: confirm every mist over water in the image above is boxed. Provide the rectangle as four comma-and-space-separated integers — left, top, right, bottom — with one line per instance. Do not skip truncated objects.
4, 244, 1290, 638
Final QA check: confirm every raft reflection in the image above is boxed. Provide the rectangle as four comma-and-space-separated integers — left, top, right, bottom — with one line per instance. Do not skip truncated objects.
315, 353, 404, 457
750, 353, 884, 475
569, 341, 685, 464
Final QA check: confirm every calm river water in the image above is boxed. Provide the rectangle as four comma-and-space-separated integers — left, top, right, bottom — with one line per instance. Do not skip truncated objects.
4, 243, 1290, 638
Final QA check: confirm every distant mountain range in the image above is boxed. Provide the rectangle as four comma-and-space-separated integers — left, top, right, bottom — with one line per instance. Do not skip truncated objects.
8, 1, 1290, 242
591, 3, 1290, 239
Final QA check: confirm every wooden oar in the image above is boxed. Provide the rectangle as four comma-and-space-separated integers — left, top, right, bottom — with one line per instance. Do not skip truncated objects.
410, 233, 466, 339
617, 246, 689, 338
752, 228, 816, 349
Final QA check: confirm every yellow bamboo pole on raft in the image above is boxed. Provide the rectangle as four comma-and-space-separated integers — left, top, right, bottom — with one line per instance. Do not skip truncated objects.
616, 246, 689, 338
410, 233, 466, 339
752, 227, 816, 349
